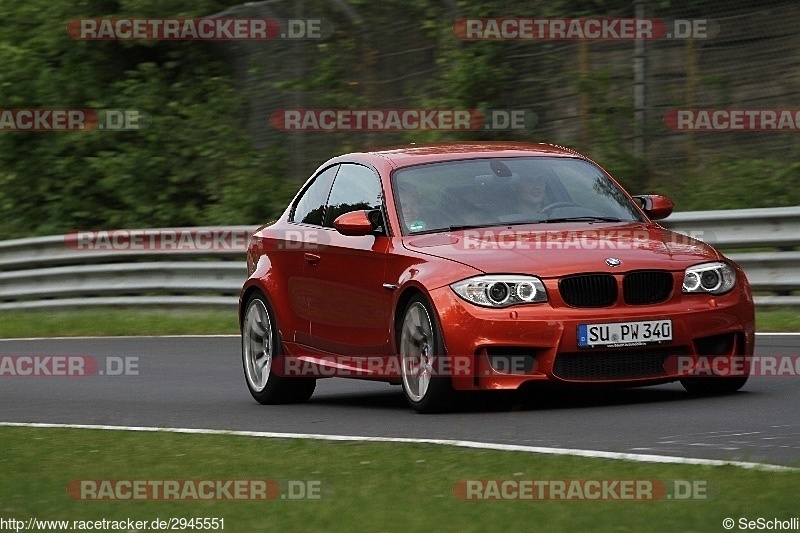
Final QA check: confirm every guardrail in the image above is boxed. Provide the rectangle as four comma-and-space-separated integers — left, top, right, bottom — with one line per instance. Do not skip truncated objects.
0, 227, 257, 311
661, 206, 800, 306
662, 206, 800, 250
0, 206, 797, 311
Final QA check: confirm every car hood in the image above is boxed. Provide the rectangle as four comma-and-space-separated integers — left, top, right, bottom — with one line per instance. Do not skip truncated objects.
402, 222, 720, 278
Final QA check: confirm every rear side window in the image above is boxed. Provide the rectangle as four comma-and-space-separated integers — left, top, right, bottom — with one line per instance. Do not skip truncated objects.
292, 165, 338, 225
323, 164, 383, 227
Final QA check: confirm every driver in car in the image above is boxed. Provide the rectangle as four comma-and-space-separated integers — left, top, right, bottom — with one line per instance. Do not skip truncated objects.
514, 175, 547, 214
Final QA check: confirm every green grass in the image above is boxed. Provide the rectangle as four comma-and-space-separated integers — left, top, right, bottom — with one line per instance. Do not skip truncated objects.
0, 306, 797, 338
756, 307, 800, 332
0, 426, 797, 532
0, 307, 239, 338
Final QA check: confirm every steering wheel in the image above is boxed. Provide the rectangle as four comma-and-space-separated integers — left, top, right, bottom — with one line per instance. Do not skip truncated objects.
540, 201, 580, 214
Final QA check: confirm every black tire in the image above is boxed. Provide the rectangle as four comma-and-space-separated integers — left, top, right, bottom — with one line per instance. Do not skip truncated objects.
680, 375, 748, 395
241, 293, 315, 404
398, 294, 455, 413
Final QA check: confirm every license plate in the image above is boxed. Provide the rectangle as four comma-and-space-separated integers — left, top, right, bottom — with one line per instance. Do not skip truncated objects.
577, 319, 672, 348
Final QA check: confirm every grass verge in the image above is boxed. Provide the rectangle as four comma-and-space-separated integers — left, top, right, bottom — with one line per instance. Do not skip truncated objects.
0, 307, 239, 338
0, 426, 797, 532
755, 307, 800, 332
0, 428, 800, 532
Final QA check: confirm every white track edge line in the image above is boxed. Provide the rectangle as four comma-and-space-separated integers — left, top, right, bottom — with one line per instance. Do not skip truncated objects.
0, 422, 795, 472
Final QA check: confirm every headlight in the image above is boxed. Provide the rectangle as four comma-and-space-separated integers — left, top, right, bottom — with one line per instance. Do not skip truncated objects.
682, 262, 736, 295
451, 275, 548, 307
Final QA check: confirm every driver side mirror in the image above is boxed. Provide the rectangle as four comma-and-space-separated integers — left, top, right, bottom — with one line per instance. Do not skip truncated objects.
333, 210, 379, 236
632, 194, 674, 220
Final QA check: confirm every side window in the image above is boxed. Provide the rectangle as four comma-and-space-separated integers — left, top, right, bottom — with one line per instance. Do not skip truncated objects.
323, 164, 383, 227
292, 165, 338, 225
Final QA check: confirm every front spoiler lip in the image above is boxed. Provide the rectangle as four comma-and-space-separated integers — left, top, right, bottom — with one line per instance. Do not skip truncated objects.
464, 349, 751, 391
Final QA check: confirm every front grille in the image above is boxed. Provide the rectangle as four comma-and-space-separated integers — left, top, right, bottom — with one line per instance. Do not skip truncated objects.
553, 347, 690, 381
559, 274, 617, 307
623, 271, 674, 305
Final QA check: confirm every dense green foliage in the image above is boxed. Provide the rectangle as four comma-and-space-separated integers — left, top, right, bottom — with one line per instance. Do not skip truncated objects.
0, 0, 292, 239
0, 0, 797, 239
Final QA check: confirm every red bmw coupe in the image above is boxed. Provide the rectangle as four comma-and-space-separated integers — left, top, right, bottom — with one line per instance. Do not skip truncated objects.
239, 142, 754, 412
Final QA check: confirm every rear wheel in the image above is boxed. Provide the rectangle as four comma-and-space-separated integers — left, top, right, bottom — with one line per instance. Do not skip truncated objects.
399, 295, 455, 413
242, 293, 315, 404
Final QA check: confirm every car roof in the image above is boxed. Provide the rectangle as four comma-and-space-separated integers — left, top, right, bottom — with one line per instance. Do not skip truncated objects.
335, 141, 584, 169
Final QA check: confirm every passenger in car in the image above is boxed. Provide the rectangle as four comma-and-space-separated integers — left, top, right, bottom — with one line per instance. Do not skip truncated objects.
397, 182, 427, 232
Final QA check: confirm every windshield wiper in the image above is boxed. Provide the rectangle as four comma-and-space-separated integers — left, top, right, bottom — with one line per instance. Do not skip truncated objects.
446, 222, 510, 231
446, 216, 624, 231
542, 216, 624, 223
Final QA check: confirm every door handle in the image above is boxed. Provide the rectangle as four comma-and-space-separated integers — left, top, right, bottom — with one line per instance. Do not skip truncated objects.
304, 253, 321, 265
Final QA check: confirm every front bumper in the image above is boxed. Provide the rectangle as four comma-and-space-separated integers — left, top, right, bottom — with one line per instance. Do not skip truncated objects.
427, 278, 755, 391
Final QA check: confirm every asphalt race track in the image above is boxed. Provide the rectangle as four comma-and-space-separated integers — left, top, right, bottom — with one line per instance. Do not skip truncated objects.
1, 334, 798, 467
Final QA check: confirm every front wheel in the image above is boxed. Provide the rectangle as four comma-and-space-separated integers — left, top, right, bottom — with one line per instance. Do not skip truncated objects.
242, 293, 315, 404
399, 295, 455, 413
680, 375, 748, 395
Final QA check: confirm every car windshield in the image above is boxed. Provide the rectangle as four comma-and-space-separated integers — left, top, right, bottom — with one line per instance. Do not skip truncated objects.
391, 156, 645, 235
